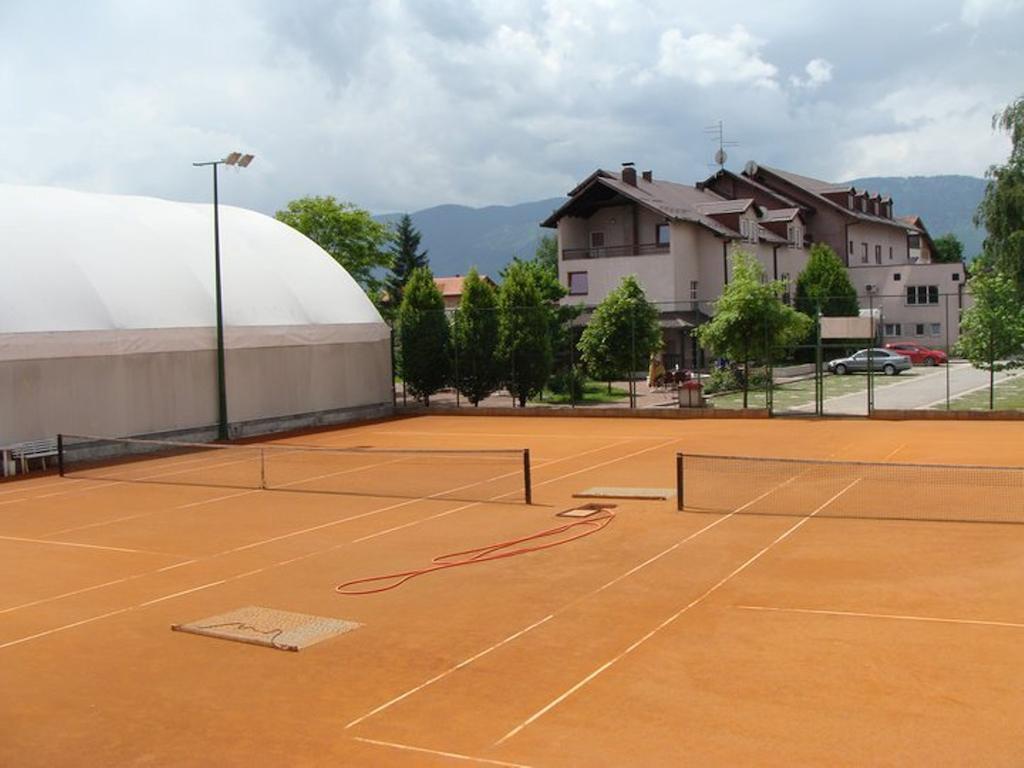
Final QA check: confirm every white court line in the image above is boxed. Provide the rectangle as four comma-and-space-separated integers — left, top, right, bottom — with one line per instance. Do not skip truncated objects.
353, 737, 533, 768
344, 470, 804, 730
495, 478, 862, 746
372, 429, 670, 441
736, 605, 1024, 630
346, 615, 554, 729
883, 444, 906, 460
0, 438, 639, 645
0, 534, 172, 557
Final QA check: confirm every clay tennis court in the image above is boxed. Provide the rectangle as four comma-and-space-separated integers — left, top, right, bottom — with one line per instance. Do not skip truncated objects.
2, 415, 1024, 766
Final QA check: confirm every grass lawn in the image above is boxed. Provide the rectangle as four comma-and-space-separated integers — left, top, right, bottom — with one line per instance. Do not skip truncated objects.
708, 370, 921, 410
945, 371, 1024, 411
535, 381, 631, 406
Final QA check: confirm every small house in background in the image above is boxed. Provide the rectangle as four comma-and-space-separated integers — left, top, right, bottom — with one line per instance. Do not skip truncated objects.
434, 274, 498, 310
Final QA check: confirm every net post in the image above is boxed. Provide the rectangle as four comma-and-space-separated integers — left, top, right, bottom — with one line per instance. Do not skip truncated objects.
57, 434, 65, 477
523, 449, 532, 505
676, 453, 684, 511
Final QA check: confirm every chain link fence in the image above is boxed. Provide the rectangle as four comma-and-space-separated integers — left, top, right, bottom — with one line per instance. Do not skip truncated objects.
390, 291, 1023, 415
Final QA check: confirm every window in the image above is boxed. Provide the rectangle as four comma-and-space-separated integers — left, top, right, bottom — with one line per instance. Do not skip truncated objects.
875, 244, 882, 264
655, 223, 670, 245
787, 223, 801, 247
889, 246, 893, 261
781, 273, 791, 304
908, 234, 921, 249
914, 323, 925, 337
906, 285, 939, 305
894, 272, 902, 281
849, 240, 854, 255
590, 231, 605, 248
952, 272, 961, 282
930, 323, 942, 337
567, 271, 588, 295
740, 218, 758, 243
689, 280, 698, 301
884, 323, 903, 337
861, 243, 869, 264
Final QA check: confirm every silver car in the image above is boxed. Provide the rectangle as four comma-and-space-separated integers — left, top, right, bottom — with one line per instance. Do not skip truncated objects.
828, 348, 912, 376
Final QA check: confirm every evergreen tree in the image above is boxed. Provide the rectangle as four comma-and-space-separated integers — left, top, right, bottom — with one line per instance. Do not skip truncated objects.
696, 252, 813, 408
452, 269, 501, 406
497, 261, 552, 407
794, 243, 860, 318
397, 267, 449, 406
385, 214, 429, 314
577, 276, 661, 401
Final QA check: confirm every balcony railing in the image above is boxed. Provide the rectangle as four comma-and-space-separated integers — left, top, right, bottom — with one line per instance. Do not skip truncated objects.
562, 242, 670, 260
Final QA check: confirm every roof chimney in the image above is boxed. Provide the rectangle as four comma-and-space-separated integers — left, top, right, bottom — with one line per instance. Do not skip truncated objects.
642, 170, 652, 183
621, 162, 637, 186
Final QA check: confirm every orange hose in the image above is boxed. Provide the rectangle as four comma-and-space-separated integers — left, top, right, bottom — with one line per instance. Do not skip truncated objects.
335, 510, 615, 595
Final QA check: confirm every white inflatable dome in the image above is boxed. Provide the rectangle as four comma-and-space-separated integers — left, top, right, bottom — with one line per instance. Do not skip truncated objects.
0, 185, 392, 447
0, 184, 384, 332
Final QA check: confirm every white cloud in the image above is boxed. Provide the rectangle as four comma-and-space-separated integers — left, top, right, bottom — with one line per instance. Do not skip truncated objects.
655, 25, 778, 89
838, 85, 1010, 177
961, 0, 1024, 26
789, 58, 833, 89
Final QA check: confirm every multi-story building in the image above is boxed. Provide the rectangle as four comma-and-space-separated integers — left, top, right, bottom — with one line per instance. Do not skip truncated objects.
543, 162, 966, 367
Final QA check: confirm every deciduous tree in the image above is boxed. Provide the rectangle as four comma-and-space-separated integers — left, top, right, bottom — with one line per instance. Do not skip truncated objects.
275, 196, 391, 297
696, 252, 813, 408
577, 276, 661, 403
932, 233, 965, 264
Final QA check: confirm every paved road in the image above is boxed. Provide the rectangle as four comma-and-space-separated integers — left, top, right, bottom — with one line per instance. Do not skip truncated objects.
791, 363, 1017, 415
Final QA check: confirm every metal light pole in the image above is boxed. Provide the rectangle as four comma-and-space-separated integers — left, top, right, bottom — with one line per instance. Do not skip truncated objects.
193, 152, 255, 441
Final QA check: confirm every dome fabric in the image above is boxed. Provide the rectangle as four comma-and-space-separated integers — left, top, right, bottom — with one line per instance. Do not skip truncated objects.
0, 184, 385, 333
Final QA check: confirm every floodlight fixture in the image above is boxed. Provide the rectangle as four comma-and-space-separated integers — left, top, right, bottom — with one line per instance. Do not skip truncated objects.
224, 151, 242, 166
237, 153, 254, 168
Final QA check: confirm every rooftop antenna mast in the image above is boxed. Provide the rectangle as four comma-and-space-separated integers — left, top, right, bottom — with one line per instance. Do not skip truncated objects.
704, 120, 739, 170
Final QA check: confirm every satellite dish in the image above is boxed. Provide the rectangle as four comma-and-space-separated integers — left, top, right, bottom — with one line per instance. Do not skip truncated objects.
714, 148, 727, 166
744, 160, 758, 176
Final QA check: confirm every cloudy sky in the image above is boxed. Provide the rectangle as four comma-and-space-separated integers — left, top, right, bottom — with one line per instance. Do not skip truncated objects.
1, 0, 1021, 215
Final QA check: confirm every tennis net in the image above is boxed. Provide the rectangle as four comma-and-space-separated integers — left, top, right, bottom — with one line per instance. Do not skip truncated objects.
676, 452, 1024, 524
58, 434, 532, 504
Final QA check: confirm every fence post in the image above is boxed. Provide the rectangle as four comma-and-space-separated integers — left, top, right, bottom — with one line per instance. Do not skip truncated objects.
453, 308, 460, 408
57, 434, 64, 477
569, 318, 577, 408
815, 305, 823, 415
989, 327, 995, 411
867, 291, 875, 415
630, 308, 637, 409
945, 293, 951, 410
676, 453, 684, 511
523, 449, 532, 504
390, 327, 397, 408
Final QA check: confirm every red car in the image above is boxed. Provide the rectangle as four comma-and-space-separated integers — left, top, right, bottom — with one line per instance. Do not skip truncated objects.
883, 342, 948, 366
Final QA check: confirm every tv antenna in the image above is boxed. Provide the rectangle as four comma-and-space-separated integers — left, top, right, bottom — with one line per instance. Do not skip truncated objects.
704, 120, 739, 170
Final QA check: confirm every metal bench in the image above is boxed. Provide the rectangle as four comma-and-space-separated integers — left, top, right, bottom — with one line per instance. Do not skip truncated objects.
10, 438, 59, 475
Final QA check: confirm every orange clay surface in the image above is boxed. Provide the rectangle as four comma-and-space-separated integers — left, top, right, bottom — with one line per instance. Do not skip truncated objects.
2, 415, 1024, 767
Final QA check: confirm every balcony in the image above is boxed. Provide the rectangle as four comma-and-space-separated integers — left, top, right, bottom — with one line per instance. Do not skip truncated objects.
562, 242, 669, 260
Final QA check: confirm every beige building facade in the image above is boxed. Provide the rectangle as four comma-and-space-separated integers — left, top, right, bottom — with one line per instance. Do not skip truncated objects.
545, 162, 967, 365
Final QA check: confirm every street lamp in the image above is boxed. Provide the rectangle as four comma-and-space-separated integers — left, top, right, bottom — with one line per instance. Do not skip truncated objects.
193, 152, 255, 441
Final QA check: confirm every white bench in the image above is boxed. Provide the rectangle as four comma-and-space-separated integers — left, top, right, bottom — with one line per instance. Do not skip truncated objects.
10, 438, 59, 475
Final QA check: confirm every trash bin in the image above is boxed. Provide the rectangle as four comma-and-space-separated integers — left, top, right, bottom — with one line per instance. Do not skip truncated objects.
679, 379, 705, 408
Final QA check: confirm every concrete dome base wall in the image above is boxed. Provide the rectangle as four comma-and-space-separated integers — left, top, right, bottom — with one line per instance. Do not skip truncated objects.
0, 338, 391, 445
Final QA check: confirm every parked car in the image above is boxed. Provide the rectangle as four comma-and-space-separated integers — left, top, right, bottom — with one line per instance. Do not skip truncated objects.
883, 342, 948, 366
828, 348, 912, 376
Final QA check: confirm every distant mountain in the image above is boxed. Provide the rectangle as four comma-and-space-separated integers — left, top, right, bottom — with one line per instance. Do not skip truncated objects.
376, 198, 564, 279
847, 175, 987, 258
377, 175, 987, 278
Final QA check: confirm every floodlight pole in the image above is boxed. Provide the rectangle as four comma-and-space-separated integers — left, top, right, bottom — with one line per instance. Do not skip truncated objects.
193, 152, 254, 442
